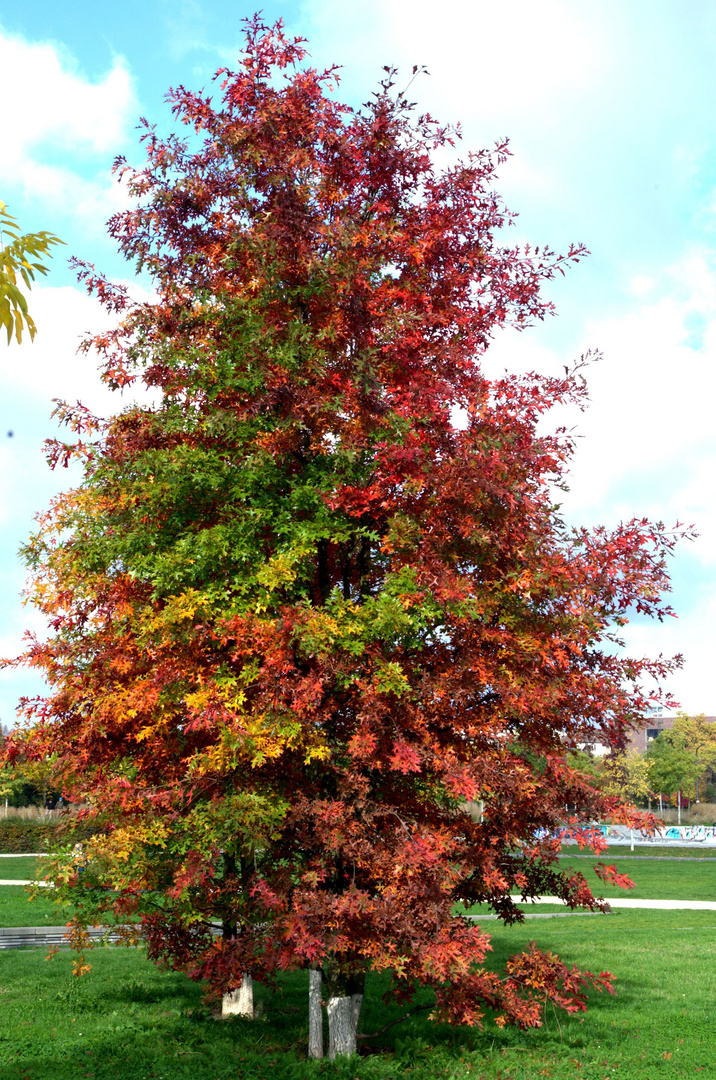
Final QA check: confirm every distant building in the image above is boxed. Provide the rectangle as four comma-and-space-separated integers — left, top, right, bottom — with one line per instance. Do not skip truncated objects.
580, 738, 609, 757
626, 710, 716, 754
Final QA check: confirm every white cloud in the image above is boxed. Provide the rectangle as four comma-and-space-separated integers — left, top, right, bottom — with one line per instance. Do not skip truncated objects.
0, 35, 131, 157
567, 256, 716, 510
298, 0, 613, 218
0, 27, 136, 221
378, 0, 608, 116
1, 284, 137, 416
0, 282, 160, 534
0, 281, 161, 723
628, 275, 655, 298
485, 253, 716, 524
0, 287, 117, 552
302, 0, 607, 103
483, 252, 716, 711
621, 588, 716, 716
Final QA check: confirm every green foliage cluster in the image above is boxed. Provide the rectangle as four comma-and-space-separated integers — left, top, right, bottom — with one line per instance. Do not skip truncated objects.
1, 781, 43, 808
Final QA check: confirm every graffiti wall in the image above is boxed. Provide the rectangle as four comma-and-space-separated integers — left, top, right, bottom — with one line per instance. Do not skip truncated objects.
562, 824, 716, 846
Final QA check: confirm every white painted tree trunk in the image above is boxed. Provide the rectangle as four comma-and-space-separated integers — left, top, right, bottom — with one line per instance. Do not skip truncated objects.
308, 968, 324, 1059
351, 992, 362, 1033
222, 974, 253, 1018
326, 991, 363, 1059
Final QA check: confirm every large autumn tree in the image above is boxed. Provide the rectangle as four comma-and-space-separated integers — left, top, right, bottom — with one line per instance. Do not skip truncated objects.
7, 18, 679, 1060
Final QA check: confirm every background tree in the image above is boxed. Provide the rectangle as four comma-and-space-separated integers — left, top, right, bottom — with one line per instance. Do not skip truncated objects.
601, 750, 652, 806
0, 726, 25, 810
0, 201, 62, 344
6, 19, 678, 1060
647, 733, 693, 805
0, 725, 29, 809
647, 714, 716, 806
0, 726, 59, 810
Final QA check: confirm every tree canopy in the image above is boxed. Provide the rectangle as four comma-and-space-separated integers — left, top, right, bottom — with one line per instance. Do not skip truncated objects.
646, 714, 716, 801
601, 750, 652, 805
5, 18, 680, 1059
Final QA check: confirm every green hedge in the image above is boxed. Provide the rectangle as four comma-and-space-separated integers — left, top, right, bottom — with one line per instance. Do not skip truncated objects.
0, 817, 97, 853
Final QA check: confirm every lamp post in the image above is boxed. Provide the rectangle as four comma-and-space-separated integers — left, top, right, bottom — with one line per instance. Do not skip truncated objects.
695, 743, 706, 803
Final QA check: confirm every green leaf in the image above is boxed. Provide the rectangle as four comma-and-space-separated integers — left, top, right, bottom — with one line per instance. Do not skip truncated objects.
0, 201, 62, 343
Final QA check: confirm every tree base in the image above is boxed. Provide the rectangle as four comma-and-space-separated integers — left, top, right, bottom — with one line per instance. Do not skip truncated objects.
326, 992, 362, 1059
221, 974, 254, 1019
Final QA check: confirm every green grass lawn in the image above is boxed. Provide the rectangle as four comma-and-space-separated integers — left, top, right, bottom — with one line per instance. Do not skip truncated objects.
557, 854, 716, 901
0, 885, 72, 927
0, 849, 713, 1078
0, 856, 40, 880
1, 852, 713, 934
459, 852, 716, 916
565, 844, 716, 860
0, 852, 713, 932
0, 909, 714, 1079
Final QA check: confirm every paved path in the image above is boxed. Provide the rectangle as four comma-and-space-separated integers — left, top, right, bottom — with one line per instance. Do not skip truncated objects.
0, 879, 50, 886
511, 895, 716, 910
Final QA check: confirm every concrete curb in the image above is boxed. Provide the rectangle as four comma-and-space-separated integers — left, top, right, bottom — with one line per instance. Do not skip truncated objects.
0, 925, 122, 949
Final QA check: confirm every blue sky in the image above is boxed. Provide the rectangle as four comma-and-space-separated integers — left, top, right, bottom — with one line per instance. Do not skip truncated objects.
1, 0, 716, 720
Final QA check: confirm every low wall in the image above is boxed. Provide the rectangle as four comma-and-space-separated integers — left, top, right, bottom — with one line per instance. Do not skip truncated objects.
563, 823, 716, 847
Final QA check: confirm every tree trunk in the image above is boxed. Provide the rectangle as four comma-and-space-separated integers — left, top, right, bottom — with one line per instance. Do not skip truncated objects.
222, 974, 254, 1018
326, 994, 362, 1058
323, 961, 365, 1060
308, 967, 324, 1059
317, 539, 329, 603
220, 853, 254, 1019
350, 991, 362, 1033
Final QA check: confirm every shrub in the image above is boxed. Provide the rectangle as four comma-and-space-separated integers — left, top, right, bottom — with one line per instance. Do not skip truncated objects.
0, 817, 97, 853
